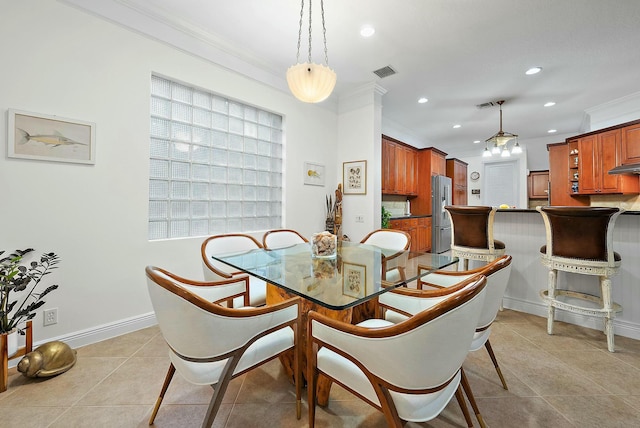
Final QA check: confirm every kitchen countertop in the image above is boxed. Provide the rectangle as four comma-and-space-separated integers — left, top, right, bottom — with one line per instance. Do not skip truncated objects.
496, 208, 640, 215
389, 214, 432, 220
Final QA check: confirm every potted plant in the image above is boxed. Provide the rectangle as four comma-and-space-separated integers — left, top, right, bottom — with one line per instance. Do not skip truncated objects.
0, 248, 60, 357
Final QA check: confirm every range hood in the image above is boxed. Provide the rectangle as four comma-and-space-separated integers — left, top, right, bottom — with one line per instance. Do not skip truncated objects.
608, 163, 640, 175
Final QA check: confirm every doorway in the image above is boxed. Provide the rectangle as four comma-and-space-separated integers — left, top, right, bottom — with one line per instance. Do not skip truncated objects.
482, 161, 519, 207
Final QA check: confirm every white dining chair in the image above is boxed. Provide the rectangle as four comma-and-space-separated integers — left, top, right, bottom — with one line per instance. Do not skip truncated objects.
201, 234, 266, 307
307, 274, 487, 428
380, 255, 513, 393
262, 229, 308, 249
145, 266, 302, 427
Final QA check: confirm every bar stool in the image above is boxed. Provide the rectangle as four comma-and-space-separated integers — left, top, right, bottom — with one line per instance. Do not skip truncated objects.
446, 206, 506, 270
537, 206, 624, 352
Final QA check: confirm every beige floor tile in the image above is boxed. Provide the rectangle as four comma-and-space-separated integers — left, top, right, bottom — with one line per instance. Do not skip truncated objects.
548, 349, 640, 395
3, 406, 69, 428
76, 326, 160, 358
476, 396, 574, 428
49, 405, 151, 427
462, 353, 537, 398
76, 356, 169, 406
546, 394, 640, 428
236, 359, 300, 404
0, 356, 127, 407
145, 403, 232, 428
499, 347, 609, 396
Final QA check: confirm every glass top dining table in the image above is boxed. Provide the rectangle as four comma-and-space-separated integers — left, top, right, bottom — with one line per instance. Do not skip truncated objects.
211, 241, 458, 310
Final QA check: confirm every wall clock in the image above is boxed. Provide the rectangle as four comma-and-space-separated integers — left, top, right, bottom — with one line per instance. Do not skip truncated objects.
470, 171, 480, 181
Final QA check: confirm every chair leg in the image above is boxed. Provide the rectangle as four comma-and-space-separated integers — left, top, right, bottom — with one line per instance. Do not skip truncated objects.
454, 384, 474, 428
547, 269, 557, 335
202, 359, 237, 428
148, 363, 176, 425
460, 368, 487, 428
600, 276, 616, 352
294, 338, 301, 419
307, 365, 317, 428
484, 340, 508, 390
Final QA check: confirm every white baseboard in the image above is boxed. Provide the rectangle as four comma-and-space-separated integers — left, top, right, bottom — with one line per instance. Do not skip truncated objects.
503, 296, 640, 341
9, 312, 157, 368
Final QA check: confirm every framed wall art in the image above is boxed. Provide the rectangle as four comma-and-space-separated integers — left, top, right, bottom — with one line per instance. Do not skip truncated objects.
7, 109, 96, 164
343, 160, 367, 195
304, 161, 325, 186
342, 262, 366, 299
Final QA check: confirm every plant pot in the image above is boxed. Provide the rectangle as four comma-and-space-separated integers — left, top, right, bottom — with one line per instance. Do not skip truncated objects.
2, 329, 19, 358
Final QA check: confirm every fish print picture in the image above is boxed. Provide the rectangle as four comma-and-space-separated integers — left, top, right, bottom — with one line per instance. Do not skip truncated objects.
8, 109, 96, 164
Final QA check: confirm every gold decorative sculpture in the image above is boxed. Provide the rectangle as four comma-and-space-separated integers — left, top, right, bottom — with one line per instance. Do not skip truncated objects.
17, 341, 76, 378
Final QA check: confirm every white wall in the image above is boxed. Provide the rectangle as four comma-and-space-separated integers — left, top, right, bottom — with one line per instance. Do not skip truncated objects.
0, 1, 338, 345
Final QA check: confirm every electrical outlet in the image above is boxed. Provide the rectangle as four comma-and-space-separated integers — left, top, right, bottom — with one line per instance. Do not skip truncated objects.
43, 308, 58, 326
355, 215, 364, 223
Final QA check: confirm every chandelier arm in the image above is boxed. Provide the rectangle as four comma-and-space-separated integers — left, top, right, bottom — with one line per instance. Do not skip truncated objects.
308, 0, 313, 63
295, 0, 304, 63
321, 0, 328, 65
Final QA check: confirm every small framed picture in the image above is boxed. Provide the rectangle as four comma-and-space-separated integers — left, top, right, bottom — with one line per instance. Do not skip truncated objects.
7, 109, 96, 165
304, 161, 325, 186
343, 160, 367, 195
342, 262, 366, 299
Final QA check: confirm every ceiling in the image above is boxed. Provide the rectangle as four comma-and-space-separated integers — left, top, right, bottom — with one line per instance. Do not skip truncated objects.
65, 0, 640, 157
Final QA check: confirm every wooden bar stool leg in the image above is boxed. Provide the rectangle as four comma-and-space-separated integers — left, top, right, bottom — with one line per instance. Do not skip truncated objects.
547, 269, 557, 335
600, 276, 615, 352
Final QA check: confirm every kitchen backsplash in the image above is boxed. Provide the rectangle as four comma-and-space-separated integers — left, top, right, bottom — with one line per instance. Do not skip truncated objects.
382, 200, 408, 217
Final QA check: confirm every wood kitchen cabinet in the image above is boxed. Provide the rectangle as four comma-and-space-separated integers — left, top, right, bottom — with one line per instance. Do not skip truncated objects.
382, 136, 418, 196
528, 170, 549, 199
621, 121, 640, 165
389, 216, 431, 252
547, 142, 589, 206
577, 129, 639, 195
412, 147, 448, 215
446, 158, 468, 205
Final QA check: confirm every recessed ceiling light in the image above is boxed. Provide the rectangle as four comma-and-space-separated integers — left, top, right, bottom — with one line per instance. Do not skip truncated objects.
526, 67, 543, 75
544, 101, 556, 107
453, 124, 461, 129
418, 97, 428, 104
548, 129, 557, 133
473, 140, 481, 144
360, 26, 375, 37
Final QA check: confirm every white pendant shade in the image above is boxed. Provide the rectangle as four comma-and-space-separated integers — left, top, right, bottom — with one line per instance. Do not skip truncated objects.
287, 62, 337, 103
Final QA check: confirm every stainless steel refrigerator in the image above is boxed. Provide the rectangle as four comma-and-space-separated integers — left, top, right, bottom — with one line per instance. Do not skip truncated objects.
431, 175, 452, 253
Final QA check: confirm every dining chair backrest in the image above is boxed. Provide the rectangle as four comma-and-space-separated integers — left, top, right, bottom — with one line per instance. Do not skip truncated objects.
360, 228, 411, 251
201, 233, 263, 280
146, 266, 297, 360
263, 229, 308, 249
311, 275, 486, 391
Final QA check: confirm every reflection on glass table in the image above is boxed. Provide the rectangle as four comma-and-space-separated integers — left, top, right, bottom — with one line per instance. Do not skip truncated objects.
211, 241, 458, 310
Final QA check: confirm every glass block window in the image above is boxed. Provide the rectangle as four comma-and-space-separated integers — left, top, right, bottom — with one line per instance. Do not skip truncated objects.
149, 75, 283, 240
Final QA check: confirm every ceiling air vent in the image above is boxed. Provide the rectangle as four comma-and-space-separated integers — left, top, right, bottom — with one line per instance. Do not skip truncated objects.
476, 101, 498, 109
373, 65, 397, 78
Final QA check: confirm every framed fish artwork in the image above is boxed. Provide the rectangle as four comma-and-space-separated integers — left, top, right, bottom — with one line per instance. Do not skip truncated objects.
7, 109, 96, 165
304, 161, 325, 186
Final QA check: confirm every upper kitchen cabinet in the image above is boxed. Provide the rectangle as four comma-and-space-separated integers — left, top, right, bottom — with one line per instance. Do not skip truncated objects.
446, 158, 468, 205
381, 135, 418, 196
621, 121, 640, 165
547, 142, 589, 206
576, 128, 639, 195
528, 170, 549, 199
412, 147, 448, 215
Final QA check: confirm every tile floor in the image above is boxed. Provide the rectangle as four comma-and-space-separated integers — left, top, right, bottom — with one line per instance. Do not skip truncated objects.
2, 310, 640, 427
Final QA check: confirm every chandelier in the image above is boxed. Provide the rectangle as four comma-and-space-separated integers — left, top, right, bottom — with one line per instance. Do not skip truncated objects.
286, 0, 337, 103
482, 100, 522, 157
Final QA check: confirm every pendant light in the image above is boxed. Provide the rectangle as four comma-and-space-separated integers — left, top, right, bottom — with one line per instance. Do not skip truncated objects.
483, 100, 520, 157
286, 0, 337, 103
